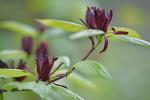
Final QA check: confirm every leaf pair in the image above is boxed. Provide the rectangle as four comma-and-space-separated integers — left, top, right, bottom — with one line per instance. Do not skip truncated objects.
36, 19, 150, 47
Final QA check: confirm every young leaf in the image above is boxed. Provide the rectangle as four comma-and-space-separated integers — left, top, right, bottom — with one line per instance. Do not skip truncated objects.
36, 19, 85, 32
70, 29, 104, 39
0, 69, 33, 78
111, 35, 150, 47
73, 60, 111, 80
10, 81, 84, 100
0, 21, 37, 37
108, 27, 142, 39
0, 50, 27, 61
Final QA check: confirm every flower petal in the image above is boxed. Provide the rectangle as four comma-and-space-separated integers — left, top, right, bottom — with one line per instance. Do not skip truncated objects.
0, 60, 8, 68
100, 36, 109, 54
113, 31, 128, 35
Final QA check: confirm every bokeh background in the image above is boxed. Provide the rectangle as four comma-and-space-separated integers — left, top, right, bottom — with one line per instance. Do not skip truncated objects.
0, 0, 150, 100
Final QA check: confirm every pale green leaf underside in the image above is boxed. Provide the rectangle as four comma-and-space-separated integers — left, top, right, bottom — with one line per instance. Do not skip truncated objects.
0, 21, 37, 37
36, 19, 85, 32
73, 60, 111, 80
70, 29, 104, 39
0, 50, 27, 61
10, 82, 84, 100
111, 35, 150, 47
0, 69, 33, 78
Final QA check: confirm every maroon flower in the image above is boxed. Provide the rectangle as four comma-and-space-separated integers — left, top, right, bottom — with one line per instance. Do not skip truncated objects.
17, 60, 26, 70
0, 60, 8, 68
22, 36, 33, 55
36, 54, 57, 81
81, 6, 128, 53
83, 6, 113, 33
15, 60, 27, 81
36, 22, 46, 33
36, 41, 48, 57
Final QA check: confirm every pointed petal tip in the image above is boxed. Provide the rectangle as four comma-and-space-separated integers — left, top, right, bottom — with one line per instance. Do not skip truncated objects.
114, 31, 128, 35
100, 36, 109, 54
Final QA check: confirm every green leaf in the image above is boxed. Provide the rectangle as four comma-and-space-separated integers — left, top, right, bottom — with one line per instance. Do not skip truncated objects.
68, 73, 98, 90
108, 27, 142, 39
51, 84, 84, 100
36, 19, 85, 32
9, 81, 84, 100
111, 35, 150, 47
70, 29, 104, 39
0, 69, 33, 78
73, 60, 111, 80
0, 50, 27, 61
0, 21, 37, 37
0, 93, 3, 100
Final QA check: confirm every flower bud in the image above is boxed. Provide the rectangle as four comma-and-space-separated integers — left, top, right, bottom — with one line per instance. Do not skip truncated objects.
22, 36, 33, 55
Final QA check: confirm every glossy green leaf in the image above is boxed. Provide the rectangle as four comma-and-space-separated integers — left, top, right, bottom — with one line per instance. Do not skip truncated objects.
73, 60, 111, 80
70, 29, 104, 39
10, 81, 84, 100
68, 73, 98, 90
0, 69, 33, 78
0, 21, 37, 37
107, 27, 142, 39
111, 35, 150, 47
0, 50, 27, 61
36, 19, 85, 32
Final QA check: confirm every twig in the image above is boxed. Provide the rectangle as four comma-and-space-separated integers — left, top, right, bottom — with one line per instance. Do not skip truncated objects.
49, 67, 75, 83
82, 37, 96, 61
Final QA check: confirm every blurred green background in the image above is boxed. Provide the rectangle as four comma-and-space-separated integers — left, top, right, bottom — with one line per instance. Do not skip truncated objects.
0, 0, 150, 100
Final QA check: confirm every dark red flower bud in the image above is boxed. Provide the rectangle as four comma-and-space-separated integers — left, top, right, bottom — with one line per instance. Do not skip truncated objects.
22, 36, 33, 55
36, 54, 57, 81
0, 60, 8, 68
82, 6, 113, 33
15, 60, 27, 82
36, 41, 48, 57
17, 59, 26, 70
36, 22, 46, 33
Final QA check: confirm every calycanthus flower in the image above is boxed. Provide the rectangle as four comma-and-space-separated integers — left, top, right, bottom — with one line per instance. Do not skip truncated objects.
15, 60, 27, 81
81, 6, 128, 53
36, 54, 57, 81
0, 60, 8, 68
35, 41, 67, 85
36, 22, 46, 33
